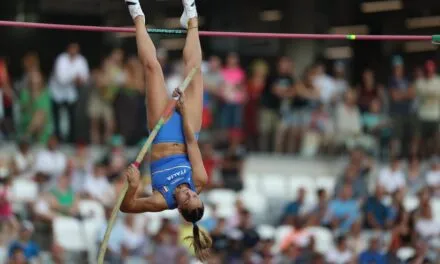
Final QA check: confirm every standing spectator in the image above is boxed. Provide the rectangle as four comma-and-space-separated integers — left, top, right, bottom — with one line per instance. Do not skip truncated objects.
203, 55, 224, 131
0, 58, 14, 138
220, 135, 246, 191
34, 135, 67, 187
324, 184, 360, 233
8, 221, 40, 263
377, 157, 406, 194
220, 52, 246, 133
426, 156, 440, 197
325, 235, 354, 264
358, 236, 386, 264
416, 60, 440, 156
244, 60, 268, 150
200, 141, 220, 188
334, 164, 369, 200
363, 185, 392, 230
335, 90, 364, 150
388, 56, 416, 157
18, 70, 53, 144
332, 61, 349, 105
15, 52, 40, 92
357, 69, 383, 114
49, 43, 90, 143
313, 63, 336, 107
406, 156, 424, 196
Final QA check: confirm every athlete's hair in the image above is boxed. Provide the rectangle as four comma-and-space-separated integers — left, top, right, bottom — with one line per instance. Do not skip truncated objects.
180, 204, 212, 261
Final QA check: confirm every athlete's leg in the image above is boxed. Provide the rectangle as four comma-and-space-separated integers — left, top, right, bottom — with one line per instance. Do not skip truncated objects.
126, 0, 168, 130
180, 0, 203, 131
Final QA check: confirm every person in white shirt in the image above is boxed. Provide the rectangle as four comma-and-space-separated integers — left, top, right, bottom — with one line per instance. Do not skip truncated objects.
415, 203, 440, 245
313, 63, 336, 106
425, 156, 440, 196
326, 235, 354, 264
84, 162, 114, 206
377, 157, 406, 194
12, 139, 34, 179
49, 43, 90, 143
34, 135, 67, 188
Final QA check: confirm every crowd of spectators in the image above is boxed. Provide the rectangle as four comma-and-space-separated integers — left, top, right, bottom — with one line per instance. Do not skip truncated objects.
0, 42, 440, 263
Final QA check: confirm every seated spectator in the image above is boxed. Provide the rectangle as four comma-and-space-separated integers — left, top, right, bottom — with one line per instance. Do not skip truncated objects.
237, 209, 260, 250
357, 68, 383, 114
324, 184, 360, 233
362, 99, 391, 156
415, 202, 440, 244
34, 135, 67, 187
302, 102, 333, 156
358, 236, 386, 264
48, 175, 79, 217
346, 219, 367, 256
426, 156, 440, 197
280, 187, 306, 224
334, 164, 369, 200
0, 58, 14, 139
377, 156, 406, 194
84, 162, 114, 206
12, 139, 34, 179
406, 156, 424, 196
8, 221, 40, 263
309, 188, 328, 226
0, 166, 18, 240
122, 214, 150, 261
103, 135, 127, 182
325, 235, 354, 264
363, 185, 392, 230
210, 217, 228, 253
280, 217, 311, 252
6, 247, 27, 264
98, 206, 124, 264
200, 141, 221, 188
18, 70, 53, 144
71, 144, 93, 194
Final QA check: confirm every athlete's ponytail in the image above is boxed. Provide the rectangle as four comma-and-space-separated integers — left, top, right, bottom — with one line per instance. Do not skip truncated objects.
181, 204, 212, 261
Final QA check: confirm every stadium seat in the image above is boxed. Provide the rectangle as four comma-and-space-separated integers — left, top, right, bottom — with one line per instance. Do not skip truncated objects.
207, 189, 237, 207
315, 176, 336, 196
216, 204, 236, 219
53, 217, 88, 251
305, 226, 334, 254
257, 225, 276, 240
238, 191, 268, 215
78, 200, 105, 223
243, 173, 259, 192
260, 174, 288, 198
11, 178, 38, 202
403, 195, 419, 212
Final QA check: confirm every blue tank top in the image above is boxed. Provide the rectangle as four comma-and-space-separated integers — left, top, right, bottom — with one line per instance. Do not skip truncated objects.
150, 154, 197, 209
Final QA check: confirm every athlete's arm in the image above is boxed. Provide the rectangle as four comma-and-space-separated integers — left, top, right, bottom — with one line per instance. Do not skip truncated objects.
174, 89, 208, 192
120, 165, 167, 213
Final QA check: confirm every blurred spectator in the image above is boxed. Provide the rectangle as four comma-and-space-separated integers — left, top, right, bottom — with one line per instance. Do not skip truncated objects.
414, 202, 440, 246
0, 166, 17, 241
303, 102, 333, 156
335, 90, 362, 150
210, 217, 228, 253
377, 156, 406, 194
88, 67, 115, 145
200, 141, 220, 188
0, 58, 14, 138
244, 60, 268, 150
15, 52, 40, 92
98, 207, 124, 264
18, 70, 53, 144
220, 52, 246, 132
332, 61, 349, 105
334, 164, 369, 200
425, 156, 440, 196
203, 55, 224, 130
271, 57, 296, 153
406, 156, 424, 196
325, 235, 354, 264
388, 56, 416, 157
122, 214, 151, 261
357, 69, 383, 114
346, 219, 367, 256
84, 162, 114, 206
324, 184, 360, 233
34, 135, 67, 187
362, 99, 391, 158
416, 60, 440, 156
363, 185, 392, 230
48, 175, 79, 217
12, 139, 34, 178
313, 63, 336, 106
49, 43, 90, 143
166, 61, 184, 96
280, 187, 306, 224
6, 247, 28, 264
280, 217, 311, 251
8, 221, 40, 263
309, 188, 328, 226
220, 135, 245, 191
153, 220, 186, 264
70, 144, 93, 194
358, 236, 386, 264
103, 135, 127, 181
237, 209, 260, 251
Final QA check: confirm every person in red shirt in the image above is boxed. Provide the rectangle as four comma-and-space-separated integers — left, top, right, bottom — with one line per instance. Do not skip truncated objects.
0, 59, 14, 137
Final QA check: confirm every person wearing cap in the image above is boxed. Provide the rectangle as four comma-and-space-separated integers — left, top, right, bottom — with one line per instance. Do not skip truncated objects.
416, 60, 440, 153
7, 221, 40, 263
388, 56, 416, 157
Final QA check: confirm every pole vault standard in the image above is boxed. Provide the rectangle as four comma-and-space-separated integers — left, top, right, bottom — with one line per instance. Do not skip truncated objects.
0, 20, 439, 43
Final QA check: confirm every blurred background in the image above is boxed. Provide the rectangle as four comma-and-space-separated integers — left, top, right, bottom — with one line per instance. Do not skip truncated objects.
0, 0, 440, 263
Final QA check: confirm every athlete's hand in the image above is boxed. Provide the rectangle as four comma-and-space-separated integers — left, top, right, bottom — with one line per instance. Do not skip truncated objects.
173, 88, 186, 115
125, 164, 140, 188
